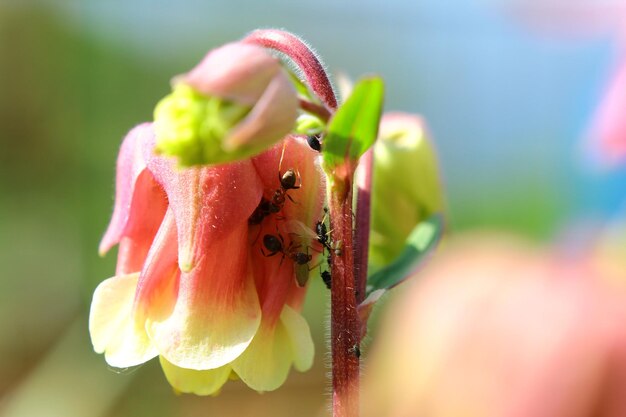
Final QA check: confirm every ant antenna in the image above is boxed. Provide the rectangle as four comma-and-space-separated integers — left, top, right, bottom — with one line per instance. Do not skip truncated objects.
278, 141, 287, 176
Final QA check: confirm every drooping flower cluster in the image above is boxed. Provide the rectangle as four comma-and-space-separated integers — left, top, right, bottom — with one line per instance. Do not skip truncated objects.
89, 42, 324, 395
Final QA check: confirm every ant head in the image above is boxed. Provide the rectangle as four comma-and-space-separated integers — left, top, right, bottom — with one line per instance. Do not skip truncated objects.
280, 169, 299, 190
263, 234, 283, 253
306, 134, 322, 152
293, 252, 312, 265
315, 221, 327, 236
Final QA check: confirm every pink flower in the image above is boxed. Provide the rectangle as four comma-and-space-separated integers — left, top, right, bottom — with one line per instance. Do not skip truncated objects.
90, 123, 324, 394
587, 57, 626, 167
363, 233, 626, 417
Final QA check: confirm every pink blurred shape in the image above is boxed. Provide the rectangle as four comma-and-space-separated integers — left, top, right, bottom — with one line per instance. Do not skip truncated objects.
363, 233, 626, 417
587, 57, 626, 167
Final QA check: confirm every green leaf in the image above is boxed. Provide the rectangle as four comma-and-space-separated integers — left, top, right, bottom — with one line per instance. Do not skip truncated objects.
322, 77, 384, 171
287, 70, 313, 99
366, 214, 443, 296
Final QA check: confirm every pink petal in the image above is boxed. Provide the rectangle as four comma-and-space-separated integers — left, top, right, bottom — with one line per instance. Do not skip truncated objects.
249, 136, 324, 320
133, 208, 180, 325
146, 135, 263, 272
224, 73, 298, 151
251, 136, 324, 230
145, 221, 261, 370
99, 123, 167, 256
183, 42, 283, 105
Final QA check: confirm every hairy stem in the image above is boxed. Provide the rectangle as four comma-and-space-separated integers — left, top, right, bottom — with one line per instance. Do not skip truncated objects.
354, 149, 373, 306
329, 179, 360, 417
242, 29, 338, 111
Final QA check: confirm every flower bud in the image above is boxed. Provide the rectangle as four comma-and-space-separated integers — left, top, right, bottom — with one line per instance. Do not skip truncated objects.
369, 112, 445, 269
154, 42, 298, 167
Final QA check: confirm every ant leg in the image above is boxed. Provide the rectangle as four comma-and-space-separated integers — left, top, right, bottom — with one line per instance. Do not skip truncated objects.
309, 245, 323, 254
261, 248, 278, 257
286, 193, 300, 205
308, 258, 323, 271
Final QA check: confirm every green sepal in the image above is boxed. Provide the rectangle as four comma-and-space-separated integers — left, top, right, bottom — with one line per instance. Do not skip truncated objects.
287, 70, 313, 100
366, 214, 443, 297
321, 77, 384, 173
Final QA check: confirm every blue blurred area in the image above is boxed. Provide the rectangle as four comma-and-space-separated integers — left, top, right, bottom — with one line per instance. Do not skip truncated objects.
44, 0, 626, 228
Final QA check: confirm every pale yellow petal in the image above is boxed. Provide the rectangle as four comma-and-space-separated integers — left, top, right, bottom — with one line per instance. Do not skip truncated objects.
281, 305, 314, 372
232, 306, 314, 392
88, 273, 157, 368
159, 356, 231, 396
231, 320, 292, 392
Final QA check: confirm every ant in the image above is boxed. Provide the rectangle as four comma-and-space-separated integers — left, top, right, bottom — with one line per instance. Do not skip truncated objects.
248, 146, 302, 226
315, 208, 334, 290
349, 344, 361, 359
321, 270, 331, 290
261, 233, 313, 287
306, 134, 322, 152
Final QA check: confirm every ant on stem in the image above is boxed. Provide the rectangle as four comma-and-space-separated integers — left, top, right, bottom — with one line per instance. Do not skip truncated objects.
315, 207, 334, 289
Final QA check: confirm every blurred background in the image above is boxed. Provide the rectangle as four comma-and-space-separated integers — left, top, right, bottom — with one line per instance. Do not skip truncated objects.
1, 1, 625, 416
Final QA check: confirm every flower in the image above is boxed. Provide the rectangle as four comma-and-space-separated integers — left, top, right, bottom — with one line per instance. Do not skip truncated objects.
587, 57, 626, 167
368, 112, 445, 270
363, 233, 626, 417
90, 123, 324, 394
153, 42, 298, 167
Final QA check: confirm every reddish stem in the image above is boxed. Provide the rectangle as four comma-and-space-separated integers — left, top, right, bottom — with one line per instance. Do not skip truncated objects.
329, 180, 360, 417
298, 98, 332, 122
354, 149, 373, 306
242, 29, 338, 111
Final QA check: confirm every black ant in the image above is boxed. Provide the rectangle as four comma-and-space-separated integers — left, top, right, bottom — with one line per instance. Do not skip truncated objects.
314, 207, 334, 289
261, 233, 313, 287
349, 344, 361, 359
306, 134, 322, 152
248, 147, 302, 226
321, 270, 331, 289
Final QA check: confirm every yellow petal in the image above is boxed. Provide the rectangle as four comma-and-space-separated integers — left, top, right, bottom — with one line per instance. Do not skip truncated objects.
88, 273, 157, 368
232, 306, 314, 392
281, 305, 314, 372
159, 356, 231, 396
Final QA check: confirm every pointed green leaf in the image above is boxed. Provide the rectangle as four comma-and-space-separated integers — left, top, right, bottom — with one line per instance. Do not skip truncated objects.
366, 214, 443, 296
322, 77, 384, 171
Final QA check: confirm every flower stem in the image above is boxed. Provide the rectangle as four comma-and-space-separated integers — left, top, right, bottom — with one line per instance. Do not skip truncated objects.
298, 98, 332, 122
329, 178, 360, 417
354, 149, 373, 306
242, 29, 338, 111
246, 28, 363, 417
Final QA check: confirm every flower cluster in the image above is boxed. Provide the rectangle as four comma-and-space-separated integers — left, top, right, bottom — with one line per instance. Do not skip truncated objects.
89, 42, 324, 395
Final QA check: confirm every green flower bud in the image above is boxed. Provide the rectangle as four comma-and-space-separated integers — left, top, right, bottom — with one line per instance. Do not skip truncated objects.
369, 112, 445, 269
154, 84, 251, 166
153, 42, 298, 167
